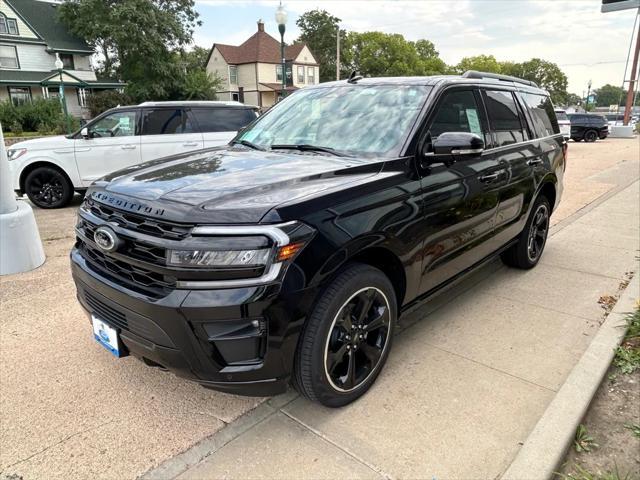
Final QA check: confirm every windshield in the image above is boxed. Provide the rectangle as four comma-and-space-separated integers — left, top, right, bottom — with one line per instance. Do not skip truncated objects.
555, 111, 569, 121
238, 84, 431, 157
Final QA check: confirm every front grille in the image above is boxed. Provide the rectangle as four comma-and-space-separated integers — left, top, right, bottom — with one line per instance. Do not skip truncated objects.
86, 198, 193, 240
80, 219, 167, 266
78, 240, 175, 297
85, 292, 128, 330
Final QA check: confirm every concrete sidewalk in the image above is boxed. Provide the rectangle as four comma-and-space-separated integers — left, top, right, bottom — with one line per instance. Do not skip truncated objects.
159, 180, 639, 480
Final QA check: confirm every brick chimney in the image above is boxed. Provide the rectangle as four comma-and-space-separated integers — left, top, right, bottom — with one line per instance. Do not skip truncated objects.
257, 19, 264, 32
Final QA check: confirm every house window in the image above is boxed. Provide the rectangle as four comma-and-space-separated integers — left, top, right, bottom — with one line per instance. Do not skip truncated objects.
0, 45, 19, 69
297, 66, 304, 83
0, 14, 18, 35
231, 92, 239, 101
47, 87, 60, 99
307, 66, 315, 84
276, 64, 283, 82
229, 65, 238, 85
8, 87, 31, 106
59, 53, 75, 70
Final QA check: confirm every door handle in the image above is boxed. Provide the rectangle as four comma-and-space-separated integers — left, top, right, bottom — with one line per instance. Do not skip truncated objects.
479, 170, 504, 183
183, 142, 199, 147
527, 158, 544, 166
121, 145, 136, 150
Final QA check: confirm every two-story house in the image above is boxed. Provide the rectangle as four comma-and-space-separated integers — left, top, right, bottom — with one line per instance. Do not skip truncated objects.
206, 20, 319, 108
0, 0, 124, 118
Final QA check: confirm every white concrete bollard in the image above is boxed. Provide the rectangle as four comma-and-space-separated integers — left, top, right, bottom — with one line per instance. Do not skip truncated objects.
0, 122, 45, 275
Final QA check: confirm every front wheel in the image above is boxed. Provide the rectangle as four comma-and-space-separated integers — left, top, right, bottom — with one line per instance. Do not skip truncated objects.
25, 167, 73, 209
584, 129, 598, 142
293, 263, 396, 407
501, 196, 551, 269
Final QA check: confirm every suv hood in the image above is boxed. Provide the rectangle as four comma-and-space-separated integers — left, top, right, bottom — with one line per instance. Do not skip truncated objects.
9, 135, 69, 151
95, 147, 382, 223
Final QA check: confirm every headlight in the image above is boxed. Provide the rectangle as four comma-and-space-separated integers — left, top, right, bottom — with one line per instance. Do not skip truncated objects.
167, 248, 271, 268
166, 222, 315, 270
7, 148, 27, 161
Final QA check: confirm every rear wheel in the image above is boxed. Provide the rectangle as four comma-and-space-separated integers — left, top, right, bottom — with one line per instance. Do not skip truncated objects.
25, 167, 73, 209
293, 263, 396, 407
584, 129, 598, 142
501, 195, 550, 269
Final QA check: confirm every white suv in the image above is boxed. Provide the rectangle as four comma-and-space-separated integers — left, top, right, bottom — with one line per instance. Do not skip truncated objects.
554, 109, 571, 139
7, 101, 258, 208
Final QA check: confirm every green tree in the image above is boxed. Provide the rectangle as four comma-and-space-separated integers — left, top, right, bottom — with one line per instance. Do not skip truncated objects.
58, 0, 200, 101
594, 84, 626, 107
342, 31, 447, 77
503, 58, 568, 105
181, 70, 223, 100
455, 54, 502, 74
296, 9, 345, 83
565, 93, 582, 106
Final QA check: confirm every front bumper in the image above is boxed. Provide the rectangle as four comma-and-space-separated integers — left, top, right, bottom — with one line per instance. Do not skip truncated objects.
71, 248, 316, 396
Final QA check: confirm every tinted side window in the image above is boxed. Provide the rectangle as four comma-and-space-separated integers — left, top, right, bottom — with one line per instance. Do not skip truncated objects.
429, 90, 485, 139
142, 108, 194, 135
192, 108, 258, 133
484, 90, 525, 146
521, 92, 559, 137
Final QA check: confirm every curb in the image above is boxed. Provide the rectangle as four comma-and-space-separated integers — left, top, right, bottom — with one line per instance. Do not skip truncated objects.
501, 269, 639, 480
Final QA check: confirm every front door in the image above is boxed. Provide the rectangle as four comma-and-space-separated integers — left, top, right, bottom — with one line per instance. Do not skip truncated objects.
74, 109, 141, 186
139, 108, 204, 162
416, 88, 506, 295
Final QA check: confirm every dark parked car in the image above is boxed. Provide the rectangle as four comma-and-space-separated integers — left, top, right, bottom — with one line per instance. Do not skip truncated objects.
568, 113, 609, 142
71, 70, 566, 407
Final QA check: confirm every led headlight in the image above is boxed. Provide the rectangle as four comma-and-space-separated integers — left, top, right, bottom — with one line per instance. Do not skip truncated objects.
7, 148, 27, 161
167, 248, 271, 268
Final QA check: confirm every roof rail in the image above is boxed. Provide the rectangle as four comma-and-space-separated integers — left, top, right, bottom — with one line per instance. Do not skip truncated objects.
462, 70, 539, 88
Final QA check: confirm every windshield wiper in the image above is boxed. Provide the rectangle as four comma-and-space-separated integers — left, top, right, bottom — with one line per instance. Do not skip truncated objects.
232, 139, 266, 151
270, 144, 348, 157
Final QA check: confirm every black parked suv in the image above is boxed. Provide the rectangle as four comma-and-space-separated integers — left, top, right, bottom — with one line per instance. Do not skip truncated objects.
71, 70, 566, 407
568, 113, 609, 142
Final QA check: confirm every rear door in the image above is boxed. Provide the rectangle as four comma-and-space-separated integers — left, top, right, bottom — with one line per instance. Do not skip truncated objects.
416, 87, 504, 295
74, 108, 141, 185
139, 107, 204, 162
193, 107, 259, 148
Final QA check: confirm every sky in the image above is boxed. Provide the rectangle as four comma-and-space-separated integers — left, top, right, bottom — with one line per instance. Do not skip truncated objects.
192, 0, 639, 95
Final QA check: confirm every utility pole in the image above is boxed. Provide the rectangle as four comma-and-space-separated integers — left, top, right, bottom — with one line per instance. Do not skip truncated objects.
585, 80, 592, 111
623, 17, 640, 125
336, 28, 341, 81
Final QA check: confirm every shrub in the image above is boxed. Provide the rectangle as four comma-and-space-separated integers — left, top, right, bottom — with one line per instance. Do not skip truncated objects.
0, 98, 65, 133
9, 120, 23, 135
86, 90, 132, 118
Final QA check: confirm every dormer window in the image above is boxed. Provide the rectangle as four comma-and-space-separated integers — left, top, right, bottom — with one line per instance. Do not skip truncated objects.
0, 14, 19, 35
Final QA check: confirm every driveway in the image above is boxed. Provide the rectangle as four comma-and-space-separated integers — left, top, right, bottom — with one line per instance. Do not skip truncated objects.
1, 138, 638, 479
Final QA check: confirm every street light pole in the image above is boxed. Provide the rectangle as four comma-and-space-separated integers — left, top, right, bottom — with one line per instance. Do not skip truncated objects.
336, 28, 341, 81
275, 3, 287, 101
54, 53, 71, 134
585, 79, 592, 111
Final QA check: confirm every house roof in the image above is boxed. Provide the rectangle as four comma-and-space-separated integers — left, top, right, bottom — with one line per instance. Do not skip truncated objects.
259, 82, 298, 92
6, 0, 93, 53
210, 21, 318, 66
0, 69, 124, 87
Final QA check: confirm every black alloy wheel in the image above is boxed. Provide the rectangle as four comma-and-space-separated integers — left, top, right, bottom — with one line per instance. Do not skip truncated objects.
501, 195, 551, 269
584, 130, 598, 142
324, 287, 391, 392
25, 167, 73, 209
293, 263, 397, 407
526, 203, 549, 263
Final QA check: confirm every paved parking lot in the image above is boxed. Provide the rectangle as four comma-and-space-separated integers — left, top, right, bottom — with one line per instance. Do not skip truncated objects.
1, 138, 639, 479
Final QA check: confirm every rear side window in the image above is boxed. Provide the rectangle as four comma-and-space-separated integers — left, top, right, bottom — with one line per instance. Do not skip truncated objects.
142, 108, 195, 135
483, 90, 526, 147
192, 108, 258, 133
521, 93, 559, 137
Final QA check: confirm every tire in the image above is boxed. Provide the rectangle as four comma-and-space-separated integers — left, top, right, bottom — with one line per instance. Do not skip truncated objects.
583, 129, 598, 142
501, 195, 551, 269
292, 263, 397, 407
25, 167, 73, 209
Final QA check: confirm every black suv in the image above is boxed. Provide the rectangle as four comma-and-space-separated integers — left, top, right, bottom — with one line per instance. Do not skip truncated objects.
71, 71, 566, 407
568, 113, 609, 142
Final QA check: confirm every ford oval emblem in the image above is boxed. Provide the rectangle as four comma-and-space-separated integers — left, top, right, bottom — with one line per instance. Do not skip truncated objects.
94, 226, 121, 253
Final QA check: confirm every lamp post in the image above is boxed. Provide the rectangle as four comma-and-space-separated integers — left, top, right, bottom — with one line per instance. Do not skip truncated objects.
585, 79, 592, 111
54, 53, 71, 134
275, 2, 287, 101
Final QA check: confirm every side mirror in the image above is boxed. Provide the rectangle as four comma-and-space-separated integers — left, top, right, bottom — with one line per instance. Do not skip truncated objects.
432, 132, 484, 157
81, 127, 89, 139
